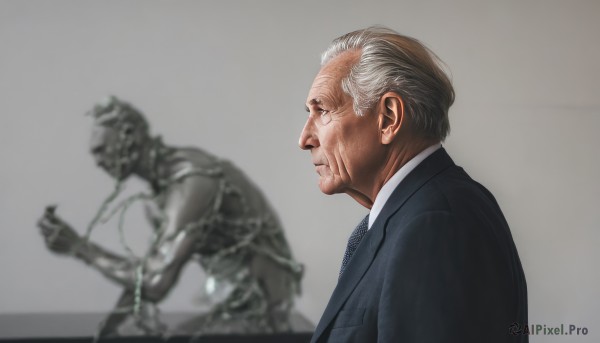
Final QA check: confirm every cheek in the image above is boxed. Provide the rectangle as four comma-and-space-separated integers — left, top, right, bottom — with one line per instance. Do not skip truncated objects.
318, 122, 372, 178
336, 142, 358, 175
338, 135, 380, 178
334, 142, 351, 172
320, 132, 344, 171
321, 141, 355, 184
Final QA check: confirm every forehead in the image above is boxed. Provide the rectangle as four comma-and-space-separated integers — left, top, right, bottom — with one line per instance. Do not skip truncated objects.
90, 125, 117, 147
306, 50, 360, 106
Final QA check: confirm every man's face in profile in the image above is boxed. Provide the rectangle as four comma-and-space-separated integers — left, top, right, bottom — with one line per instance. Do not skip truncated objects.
299, 51, 383, 198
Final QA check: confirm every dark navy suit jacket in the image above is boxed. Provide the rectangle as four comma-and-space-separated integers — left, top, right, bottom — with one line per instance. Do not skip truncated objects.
311, 148, 528, 343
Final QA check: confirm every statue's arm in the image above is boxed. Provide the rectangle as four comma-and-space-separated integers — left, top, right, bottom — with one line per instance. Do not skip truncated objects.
38, 217, 192, 296
88, 175, 218, 301
74, 240, 141, 287
38, 210, 143, 288
39, 175, 218, 301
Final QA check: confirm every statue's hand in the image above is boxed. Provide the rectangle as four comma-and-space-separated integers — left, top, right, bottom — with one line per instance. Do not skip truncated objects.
37, 206, 81, 255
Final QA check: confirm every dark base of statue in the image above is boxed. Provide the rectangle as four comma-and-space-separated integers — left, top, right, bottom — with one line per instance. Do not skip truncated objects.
0, 312, 314, 343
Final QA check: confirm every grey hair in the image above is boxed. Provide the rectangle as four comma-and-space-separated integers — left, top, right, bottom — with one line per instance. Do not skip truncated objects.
321, 27, 454, 141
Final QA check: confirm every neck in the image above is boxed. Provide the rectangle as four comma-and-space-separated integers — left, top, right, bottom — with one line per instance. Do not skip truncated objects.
132, 136, 172, 188
348, 138, 437, 209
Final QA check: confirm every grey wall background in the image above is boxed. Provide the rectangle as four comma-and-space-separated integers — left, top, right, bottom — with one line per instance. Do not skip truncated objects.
1, 0, 598, 341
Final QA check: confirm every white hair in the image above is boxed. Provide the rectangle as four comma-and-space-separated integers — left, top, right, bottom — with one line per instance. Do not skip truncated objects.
321, 26, 454, 141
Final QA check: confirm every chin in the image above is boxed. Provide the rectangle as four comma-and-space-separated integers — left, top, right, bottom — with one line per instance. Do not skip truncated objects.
319, 187, 336, 195
318, 178, 342, 195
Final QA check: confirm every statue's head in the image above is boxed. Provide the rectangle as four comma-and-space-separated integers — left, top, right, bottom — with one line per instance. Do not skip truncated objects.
88, 96, 150, 180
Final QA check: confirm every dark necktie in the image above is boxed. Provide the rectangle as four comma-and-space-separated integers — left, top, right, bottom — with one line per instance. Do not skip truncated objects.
339, 214, 369, 277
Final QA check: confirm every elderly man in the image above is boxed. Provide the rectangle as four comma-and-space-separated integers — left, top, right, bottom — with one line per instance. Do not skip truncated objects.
300, 27, 527, 343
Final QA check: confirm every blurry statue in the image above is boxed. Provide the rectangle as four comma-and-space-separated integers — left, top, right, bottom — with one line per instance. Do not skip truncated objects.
37, 96, 303, 336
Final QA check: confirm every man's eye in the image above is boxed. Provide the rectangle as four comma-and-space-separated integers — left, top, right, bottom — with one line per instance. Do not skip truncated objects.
319, 110, 332, 125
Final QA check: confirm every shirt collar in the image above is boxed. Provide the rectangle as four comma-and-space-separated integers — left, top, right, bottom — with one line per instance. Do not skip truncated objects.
368, 143, 442, 229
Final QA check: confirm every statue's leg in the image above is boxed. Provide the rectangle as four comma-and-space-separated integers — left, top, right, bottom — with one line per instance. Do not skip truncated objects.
188, 276, 271, 336
97, 290, 135, 337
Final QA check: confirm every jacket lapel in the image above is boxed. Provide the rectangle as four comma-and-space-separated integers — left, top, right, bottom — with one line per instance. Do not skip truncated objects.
310, 217, 385, 343
311, 148, 455, 342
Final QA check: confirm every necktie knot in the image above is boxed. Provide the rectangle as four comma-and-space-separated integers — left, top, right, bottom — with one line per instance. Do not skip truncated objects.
339, 214, 369, 277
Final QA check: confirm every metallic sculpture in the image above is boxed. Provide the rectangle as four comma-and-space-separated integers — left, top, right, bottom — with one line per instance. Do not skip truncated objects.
37, 96, 303, 337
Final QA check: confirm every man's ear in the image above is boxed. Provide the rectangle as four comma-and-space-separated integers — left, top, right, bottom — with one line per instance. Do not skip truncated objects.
378, 92, 404, 145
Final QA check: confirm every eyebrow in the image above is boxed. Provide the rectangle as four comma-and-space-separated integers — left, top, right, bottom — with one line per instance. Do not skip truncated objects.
308, 98, 323, 106
305, 98, 324, 112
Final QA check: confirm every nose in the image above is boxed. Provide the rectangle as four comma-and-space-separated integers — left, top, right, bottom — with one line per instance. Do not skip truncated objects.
299, 117, 319, 150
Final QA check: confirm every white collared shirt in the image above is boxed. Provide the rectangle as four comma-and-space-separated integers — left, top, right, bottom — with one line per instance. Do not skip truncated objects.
368, 143, 442, 229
